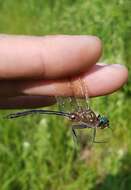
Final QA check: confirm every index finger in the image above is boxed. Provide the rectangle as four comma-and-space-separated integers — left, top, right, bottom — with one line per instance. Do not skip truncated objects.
0, 35, 101, 79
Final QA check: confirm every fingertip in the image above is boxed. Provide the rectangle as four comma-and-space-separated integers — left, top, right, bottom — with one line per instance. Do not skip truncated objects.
84, 64, 128, 97
110, 64, 128, 85
43, 35, 103, 78
89, 36, 102, 60
79, 36, 102, 70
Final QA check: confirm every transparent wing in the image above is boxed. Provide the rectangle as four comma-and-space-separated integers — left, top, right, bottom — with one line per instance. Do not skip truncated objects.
75, 77, 90, 109
55, 77, 95, 145
56, 77, 90, 112
76, 78, 97, 145
68, 77, 89, 110
55, 96, 77, 112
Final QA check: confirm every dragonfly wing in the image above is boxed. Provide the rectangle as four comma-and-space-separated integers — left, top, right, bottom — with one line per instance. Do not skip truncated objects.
71, 77, 89, 110
55, 96, 77, 112
71, 123, 96, 146
56, 77, 89, 112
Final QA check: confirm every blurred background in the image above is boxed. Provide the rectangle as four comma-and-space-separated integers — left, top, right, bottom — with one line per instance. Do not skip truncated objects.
0, 0, 130, 190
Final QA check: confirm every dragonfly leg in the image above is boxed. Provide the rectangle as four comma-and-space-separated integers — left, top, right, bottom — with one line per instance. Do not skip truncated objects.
72, 127, 77, 139
71, 126, 79, 146
92, 127, 97, 143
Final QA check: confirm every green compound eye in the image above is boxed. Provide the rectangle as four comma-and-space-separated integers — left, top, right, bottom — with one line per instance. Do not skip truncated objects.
99, 116, 109, 126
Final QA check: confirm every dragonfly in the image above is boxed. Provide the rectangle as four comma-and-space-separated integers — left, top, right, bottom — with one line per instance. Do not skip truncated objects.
6, 78, 110, 143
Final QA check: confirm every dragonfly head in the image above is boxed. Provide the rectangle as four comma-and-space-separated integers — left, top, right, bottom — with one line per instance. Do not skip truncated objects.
98, 115, 109, 129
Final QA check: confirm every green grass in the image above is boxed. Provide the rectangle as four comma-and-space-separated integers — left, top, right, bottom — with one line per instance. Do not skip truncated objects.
0, 0, 131, 189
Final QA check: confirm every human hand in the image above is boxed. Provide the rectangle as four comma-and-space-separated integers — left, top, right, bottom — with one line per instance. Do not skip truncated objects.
0, 35, 128, 109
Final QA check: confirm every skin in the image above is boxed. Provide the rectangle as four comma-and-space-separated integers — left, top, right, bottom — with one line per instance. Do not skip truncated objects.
0, 35, 128, 109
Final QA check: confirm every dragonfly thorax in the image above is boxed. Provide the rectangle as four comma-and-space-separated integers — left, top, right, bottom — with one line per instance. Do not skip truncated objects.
69, 108, 109, 130
69, 108, 99, 126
